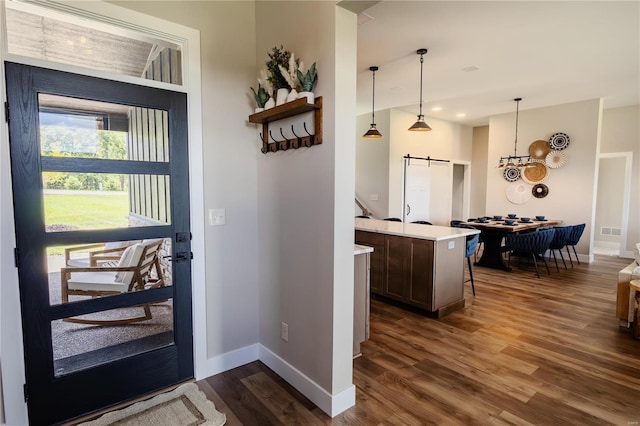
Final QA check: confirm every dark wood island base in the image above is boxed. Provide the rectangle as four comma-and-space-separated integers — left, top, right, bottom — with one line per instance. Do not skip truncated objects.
355, 219, 479, 317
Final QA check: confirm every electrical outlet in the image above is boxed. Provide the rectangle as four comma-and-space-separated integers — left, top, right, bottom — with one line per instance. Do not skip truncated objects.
448, 240, 455, 249
281, 322, 289, 342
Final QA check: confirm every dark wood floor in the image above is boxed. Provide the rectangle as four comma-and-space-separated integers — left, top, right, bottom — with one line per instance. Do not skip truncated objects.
198, 254, 640, 425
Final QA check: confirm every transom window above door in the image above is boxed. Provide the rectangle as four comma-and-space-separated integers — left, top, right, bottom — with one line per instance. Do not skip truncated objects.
4, 0, 183, 85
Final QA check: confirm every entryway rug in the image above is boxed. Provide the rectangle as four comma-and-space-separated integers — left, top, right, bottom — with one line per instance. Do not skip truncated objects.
79, 383, 226, 426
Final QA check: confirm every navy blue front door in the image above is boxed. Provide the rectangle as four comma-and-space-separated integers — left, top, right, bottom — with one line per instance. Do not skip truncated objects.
5, 62, 193, 425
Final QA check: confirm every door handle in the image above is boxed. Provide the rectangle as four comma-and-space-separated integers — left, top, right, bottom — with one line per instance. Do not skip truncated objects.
406, 204, 411, 215
163, 251, 193, 262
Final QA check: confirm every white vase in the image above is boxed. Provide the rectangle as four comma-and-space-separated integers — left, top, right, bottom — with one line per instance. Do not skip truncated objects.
298, 91, 314, 104
254, 107, 264, 113
264, 98, 275, 110
286, 89, 298, 103
276, 88, 289, 106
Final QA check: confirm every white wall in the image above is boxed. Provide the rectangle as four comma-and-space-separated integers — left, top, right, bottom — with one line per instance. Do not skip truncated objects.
600, 105, 640, 255
471, 125, 489, 218
356, 110, 390, 219
255, 1, 356, 414
595, 157, 625, 244
486, 99, 603, 258
452, 164, 465, 220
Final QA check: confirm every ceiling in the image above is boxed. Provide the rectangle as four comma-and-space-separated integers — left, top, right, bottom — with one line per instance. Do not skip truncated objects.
354, 1, 640, 126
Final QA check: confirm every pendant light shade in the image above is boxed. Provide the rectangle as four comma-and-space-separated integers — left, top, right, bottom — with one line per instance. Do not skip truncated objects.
408, 115, 432, 131
363, 125, 382, 138
408, 49, 432, 132
363, 66, 382, 138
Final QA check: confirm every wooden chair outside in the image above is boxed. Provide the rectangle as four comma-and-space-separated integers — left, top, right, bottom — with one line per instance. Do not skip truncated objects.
60, 239, 165, 325
64, 240, 140, 268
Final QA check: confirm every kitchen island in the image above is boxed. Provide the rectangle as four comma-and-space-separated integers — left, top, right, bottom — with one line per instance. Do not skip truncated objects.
355, 218, 479, 317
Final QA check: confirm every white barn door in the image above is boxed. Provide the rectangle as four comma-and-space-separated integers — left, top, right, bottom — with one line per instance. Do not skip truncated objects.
403, 157, 452, 225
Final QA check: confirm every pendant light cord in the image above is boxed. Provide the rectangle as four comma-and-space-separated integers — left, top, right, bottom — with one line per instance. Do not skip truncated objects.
371, 68, 376, 124
418, 53, 424, 117
514, 97, 521, 157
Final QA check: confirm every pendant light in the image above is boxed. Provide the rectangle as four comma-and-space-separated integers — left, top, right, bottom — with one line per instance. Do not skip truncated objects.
408, 48, 432, 132
497, 98, 535, 168
363, 66, 382, 138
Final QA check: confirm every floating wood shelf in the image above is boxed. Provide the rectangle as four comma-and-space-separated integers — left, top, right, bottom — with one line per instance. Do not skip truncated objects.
248, 96, 323, 154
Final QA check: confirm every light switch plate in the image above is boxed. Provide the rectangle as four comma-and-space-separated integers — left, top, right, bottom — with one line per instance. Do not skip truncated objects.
209, 208, 226, 226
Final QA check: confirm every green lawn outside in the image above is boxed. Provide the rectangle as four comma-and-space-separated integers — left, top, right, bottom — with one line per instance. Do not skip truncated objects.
44, 191, 129, 254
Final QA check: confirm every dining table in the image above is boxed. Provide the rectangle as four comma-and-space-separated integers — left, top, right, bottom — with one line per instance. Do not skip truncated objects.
462, 217, 563, 271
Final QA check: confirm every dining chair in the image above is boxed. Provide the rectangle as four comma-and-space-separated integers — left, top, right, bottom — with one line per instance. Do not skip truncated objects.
355, 215, 370, 219
453, 221, 484, 261
565, 223, 586, 266
465, 233, 479, 295
454, 223, 483, 265
505, 228, 555, 278
548, 226, 572, 272
411, 220, 432, 225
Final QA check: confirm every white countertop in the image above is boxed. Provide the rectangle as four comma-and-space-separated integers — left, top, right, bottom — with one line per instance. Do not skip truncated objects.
355, 218, 479, 241
354, 244, 374, 255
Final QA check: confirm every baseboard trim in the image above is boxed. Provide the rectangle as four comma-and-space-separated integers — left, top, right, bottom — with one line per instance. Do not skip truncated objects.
619, 250, 634, 259
258, 344, 355, 417
196, 344, 258, 380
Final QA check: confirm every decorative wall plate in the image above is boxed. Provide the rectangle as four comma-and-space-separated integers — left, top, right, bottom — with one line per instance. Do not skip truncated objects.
545, 150, 566, 168
532, 183, 549, 198
506, 182, 533, 205
503, 167, 521, 182
529, 140, 551, 160
522, 161, 548, 184
549, 132, 570, 150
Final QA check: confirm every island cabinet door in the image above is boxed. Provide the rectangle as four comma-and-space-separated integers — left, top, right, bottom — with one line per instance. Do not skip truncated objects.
384, 235, 407, 301
355, 231, 385, 295
406, 238, 435, 310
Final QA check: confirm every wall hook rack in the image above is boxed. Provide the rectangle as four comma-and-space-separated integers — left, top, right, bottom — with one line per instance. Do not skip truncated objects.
249, 96, 323, 154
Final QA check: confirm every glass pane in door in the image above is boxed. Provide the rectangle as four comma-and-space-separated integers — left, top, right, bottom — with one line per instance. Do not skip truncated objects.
51, 299, 175, 377
46, 239, 173, 307
39, 94, 170, 162
42, 172, 172, 232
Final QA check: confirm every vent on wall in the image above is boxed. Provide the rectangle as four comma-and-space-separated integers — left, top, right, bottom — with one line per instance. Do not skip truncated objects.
601, 227, 622, 236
